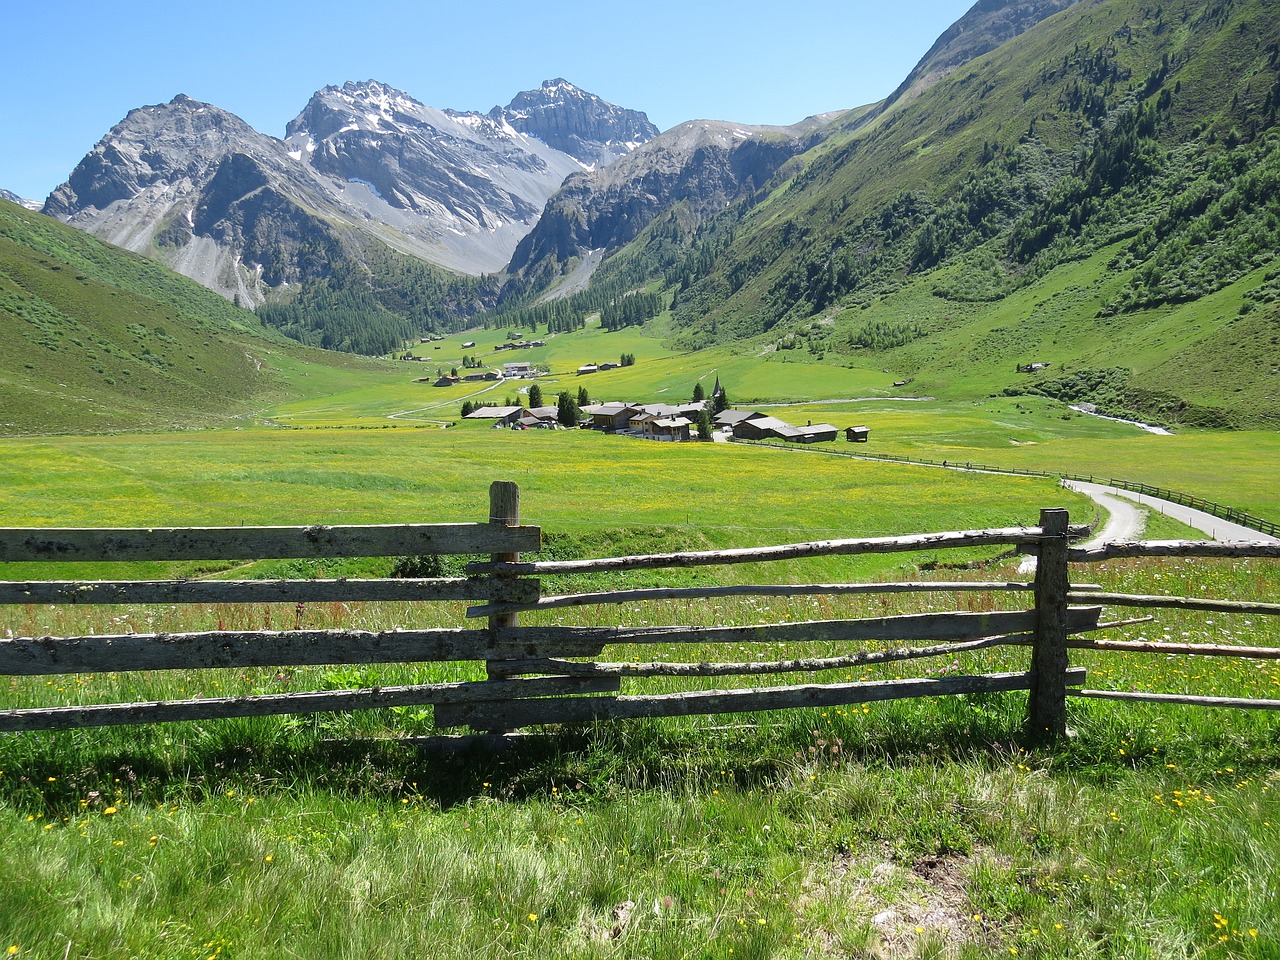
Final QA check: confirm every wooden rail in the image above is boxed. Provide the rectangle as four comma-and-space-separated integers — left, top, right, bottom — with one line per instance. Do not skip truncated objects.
2, 485, 1276, 739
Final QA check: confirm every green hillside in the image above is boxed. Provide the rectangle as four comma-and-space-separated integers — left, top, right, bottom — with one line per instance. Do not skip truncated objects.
560, 0, 1280, 428
0, 200, 399, 435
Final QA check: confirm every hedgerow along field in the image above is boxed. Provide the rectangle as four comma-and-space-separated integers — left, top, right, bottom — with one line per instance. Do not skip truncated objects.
1, 423, 1278, 958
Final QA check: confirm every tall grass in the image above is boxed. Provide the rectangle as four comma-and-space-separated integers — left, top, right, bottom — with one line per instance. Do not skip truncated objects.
2, 539, 1278, 957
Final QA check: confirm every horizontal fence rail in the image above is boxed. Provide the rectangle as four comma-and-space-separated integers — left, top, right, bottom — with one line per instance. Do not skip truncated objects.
0, 676, 621, 733
468, 580, 1056, 619
1065, 537, 1280, 712
435, 669, 1090, 730
2, 483, 1276, 738
0, 578, 539, 606
1068, 541, 1280, 562
0, 522, 540, 563
466, 526, 1092, 577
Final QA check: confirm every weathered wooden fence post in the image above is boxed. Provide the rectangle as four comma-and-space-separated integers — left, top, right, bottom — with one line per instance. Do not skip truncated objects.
1027, 507, 1071, 741
486, 481, 522, 687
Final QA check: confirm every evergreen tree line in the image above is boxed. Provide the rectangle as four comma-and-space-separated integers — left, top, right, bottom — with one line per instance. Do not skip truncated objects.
256, 244, 496, 355
257, 288, 416, 355
485, 273, 669, 335
648, 22, 1280, 347
600, 290, 664, 330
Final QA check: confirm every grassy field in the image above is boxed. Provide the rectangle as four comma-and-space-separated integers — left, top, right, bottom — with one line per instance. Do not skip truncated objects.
254, 364, 1280, 523
1, 421, 1278, 958
1, 545, 1278, 958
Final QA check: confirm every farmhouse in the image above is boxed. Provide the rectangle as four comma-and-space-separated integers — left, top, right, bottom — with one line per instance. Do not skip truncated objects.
581, 402, 644, 431
846, 425, 871, 442
793, 423, 839, 443
523, 405, 561, 427
713, 409, 764, 430
648, 416, 693, 441
502, 362, 536, 378
463, 383, 838, 447
732, 415, 803, 441
464, 406, 524, 428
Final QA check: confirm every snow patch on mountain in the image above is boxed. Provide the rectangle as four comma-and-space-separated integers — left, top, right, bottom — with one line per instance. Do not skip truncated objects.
44, 80, 659, 304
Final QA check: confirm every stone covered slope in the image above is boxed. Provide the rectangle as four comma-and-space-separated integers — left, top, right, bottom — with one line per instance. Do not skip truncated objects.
45, 80, 659, 305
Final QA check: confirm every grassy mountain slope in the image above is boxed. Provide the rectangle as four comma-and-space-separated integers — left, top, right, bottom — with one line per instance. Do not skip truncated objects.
0, 200, 393, 435
568, 0, 1279, 428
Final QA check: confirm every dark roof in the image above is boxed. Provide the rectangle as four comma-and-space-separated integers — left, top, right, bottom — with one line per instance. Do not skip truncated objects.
465, 406, 523, 419
714, 409, 763, 426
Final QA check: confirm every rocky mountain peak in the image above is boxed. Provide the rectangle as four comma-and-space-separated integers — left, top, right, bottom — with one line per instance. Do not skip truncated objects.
1, 188, 41, 210
42, 94, 269, 219
43, 78, 660, 307
285, 80, 428, 142
493, 78, 660, 167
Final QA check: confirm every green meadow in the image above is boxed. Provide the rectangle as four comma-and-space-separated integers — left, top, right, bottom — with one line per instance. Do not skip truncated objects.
3, 330, 1280, 959
0, 427, 1076, 535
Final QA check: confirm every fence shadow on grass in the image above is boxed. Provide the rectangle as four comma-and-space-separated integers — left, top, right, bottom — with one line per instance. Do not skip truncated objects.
9, 690, 1279, 820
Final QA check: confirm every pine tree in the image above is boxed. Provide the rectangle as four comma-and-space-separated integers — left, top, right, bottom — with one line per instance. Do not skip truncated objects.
528, 383, 543, 408
692, 382, 705, 402
577, 385, 591, 407
713, 384, 730, 415
556, 392, 579, 428
697, 407, 714, 441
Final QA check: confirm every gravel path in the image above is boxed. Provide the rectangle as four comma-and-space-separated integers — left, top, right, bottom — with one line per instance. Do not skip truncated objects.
1064, 480, 1280, 544
1019, 479, 1279, 572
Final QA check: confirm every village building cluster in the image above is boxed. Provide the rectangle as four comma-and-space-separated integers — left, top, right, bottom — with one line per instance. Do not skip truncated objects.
464, 395, 869, 444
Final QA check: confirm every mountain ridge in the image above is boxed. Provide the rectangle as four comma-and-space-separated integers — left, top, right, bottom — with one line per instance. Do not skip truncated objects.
486, 0, 1280, 429
43, 79, 658, 310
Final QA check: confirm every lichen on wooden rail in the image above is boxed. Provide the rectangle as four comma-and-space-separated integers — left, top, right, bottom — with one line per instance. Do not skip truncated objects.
490, 633, 1028, 678
1069, 540, 1280, 562
0, 675, 621, 732
435, 668, 1088, 729
467, 526, 1084, 576
0, 522, 540, 563
1066, 590, 1280, 616
0, 629, 605, 676
487, 608, 1101, 649
0, 577, 537, 606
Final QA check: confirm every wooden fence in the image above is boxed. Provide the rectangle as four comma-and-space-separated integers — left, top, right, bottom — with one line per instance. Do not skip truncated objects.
2, 482, 1277, 738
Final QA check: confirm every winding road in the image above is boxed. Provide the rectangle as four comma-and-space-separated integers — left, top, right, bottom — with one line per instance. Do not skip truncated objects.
1017, 479, 1279, 573
1063, 480, 1279, 544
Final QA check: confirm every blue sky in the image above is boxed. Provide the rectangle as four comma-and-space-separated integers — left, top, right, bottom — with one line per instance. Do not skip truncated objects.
2, 0, 975, 201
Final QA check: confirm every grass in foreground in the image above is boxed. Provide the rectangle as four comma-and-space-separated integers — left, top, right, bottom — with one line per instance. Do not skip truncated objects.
1, 550, 1278, 959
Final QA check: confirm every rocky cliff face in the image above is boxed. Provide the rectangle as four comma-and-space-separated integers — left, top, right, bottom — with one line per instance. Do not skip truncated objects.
43, 95, 335, 305
495, 78, 659, 168
44, 81, 658, 306
284, 80, 586, 239
504, 117, 832, 295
